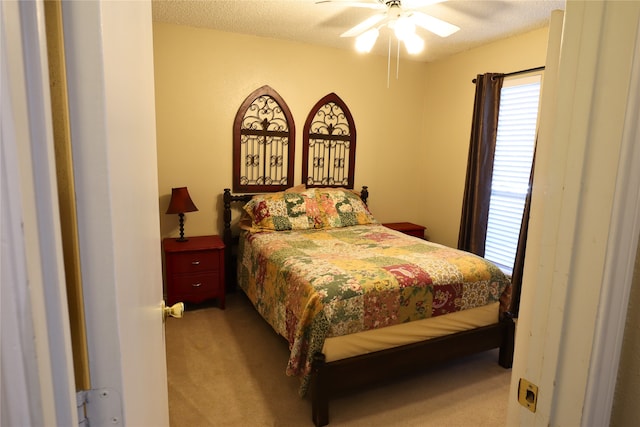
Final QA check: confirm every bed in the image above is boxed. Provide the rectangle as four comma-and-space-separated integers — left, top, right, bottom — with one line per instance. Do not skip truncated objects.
222, 186, 516, 426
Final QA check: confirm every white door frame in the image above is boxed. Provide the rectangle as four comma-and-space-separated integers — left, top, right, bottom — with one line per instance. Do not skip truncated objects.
1, 0, 76, 425
508, 1, 640, 425
582, 9, 640, 425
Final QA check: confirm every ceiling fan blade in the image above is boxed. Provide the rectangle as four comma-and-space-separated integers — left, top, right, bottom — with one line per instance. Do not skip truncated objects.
410, 11, 459, 37
402, 0, 446, 8
315, 1, 385, 10
340, 13, 387, 37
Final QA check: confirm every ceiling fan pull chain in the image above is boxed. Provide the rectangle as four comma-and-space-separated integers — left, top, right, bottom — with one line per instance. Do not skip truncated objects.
387, 35, 391, 88
396, 38, 401, 80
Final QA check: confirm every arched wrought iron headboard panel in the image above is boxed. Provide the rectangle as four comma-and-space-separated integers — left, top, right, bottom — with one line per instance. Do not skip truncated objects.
302, 93, 356, 189
233, 85, 295, 193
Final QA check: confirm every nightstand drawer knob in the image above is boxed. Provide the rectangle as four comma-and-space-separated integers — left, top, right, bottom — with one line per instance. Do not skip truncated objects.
191, 260, 200, 265
192, 282, 202, 287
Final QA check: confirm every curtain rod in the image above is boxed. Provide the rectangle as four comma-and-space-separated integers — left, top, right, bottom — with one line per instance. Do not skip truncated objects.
472, 66, 545, 83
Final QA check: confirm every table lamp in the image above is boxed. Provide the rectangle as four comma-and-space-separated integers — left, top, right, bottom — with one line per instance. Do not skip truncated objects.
166, 187, 198, 242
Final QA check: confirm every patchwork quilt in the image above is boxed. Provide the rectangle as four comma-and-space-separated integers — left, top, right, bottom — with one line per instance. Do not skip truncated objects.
237, 223, 511, 390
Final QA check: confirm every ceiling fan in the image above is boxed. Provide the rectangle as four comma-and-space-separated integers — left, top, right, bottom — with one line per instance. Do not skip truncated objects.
317, 0, 460, 54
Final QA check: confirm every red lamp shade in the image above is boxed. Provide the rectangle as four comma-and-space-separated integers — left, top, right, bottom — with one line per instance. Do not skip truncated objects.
166, 187, 198, 214
166, 187, 198, 242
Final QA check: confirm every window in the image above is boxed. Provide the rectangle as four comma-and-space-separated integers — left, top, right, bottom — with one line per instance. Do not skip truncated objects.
484, 75, 541, 275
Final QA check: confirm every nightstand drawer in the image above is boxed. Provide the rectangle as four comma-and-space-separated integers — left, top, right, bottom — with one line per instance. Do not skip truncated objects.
163, 235, 225, 309
170, 272, 219, 296
167, 251, 217, 274
401, 229, 426, 239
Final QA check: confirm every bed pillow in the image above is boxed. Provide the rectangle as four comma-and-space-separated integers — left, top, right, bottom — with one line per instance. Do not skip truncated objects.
243, 190, 321, 231
284, 183, 307, 193
314, 188, 377, 228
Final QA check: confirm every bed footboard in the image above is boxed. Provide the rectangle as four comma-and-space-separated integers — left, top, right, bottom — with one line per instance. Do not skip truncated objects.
310, 316, 515, 427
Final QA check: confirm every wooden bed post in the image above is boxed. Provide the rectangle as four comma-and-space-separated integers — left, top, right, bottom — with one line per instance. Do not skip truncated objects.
222, 189, 255, 292
360, 185, 368, 205
499, 314, 516, 368
311, 353, 330, 427
223, 188, 234, 292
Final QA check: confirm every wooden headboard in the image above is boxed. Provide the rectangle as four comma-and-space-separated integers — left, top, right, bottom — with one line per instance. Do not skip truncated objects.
222, 186, 369, 291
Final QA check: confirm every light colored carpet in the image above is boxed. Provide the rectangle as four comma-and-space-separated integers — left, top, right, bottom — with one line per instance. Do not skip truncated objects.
166, 293, 511, 427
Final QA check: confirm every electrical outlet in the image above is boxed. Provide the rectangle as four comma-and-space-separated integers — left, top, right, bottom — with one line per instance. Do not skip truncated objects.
518, 378, 538, 413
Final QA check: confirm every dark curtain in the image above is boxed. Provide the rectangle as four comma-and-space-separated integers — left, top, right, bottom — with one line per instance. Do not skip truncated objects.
457, 73, 504, 256
509, 147, 536, 316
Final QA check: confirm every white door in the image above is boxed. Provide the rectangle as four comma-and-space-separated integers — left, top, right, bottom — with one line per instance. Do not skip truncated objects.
61, 0, 170, 425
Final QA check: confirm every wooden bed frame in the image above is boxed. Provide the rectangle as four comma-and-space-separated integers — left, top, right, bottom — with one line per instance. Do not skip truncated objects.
222, 187, 516, 427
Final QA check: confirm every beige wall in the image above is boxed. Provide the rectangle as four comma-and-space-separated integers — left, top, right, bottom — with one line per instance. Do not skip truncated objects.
153, 23, 429, 238
419, 27, 549, 247
153, 23, 548, 247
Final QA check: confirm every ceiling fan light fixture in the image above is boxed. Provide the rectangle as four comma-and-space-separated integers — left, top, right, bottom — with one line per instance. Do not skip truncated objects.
326, 0, 458, 60
355, 28, 379, 53
393, 15, 415, 41
404, 33, 424, 54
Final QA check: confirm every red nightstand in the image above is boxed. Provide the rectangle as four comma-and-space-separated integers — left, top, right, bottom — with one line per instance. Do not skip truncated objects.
383, 222, 427, 239
163, 235, 225, 309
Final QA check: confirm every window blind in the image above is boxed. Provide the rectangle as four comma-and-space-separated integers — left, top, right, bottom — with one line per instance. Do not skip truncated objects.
484, 79, 541, 275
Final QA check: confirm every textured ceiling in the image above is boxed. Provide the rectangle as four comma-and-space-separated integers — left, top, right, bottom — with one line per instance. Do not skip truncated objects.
152, 0, 565, 63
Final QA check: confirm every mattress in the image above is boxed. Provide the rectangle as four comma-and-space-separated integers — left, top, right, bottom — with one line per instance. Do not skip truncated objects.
322, 301, 499, 361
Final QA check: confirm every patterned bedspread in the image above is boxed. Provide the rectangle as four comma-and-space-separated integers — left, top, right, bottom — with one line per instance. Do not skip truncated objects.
237, 223, 511, 386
